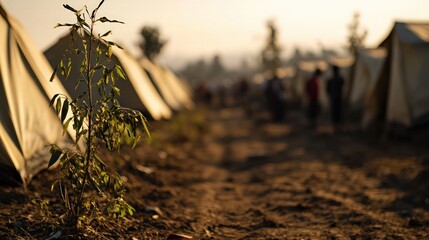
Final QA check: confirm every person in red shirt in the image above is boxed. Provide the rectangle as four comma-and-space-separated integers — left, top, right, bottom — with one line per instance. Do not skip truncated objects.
306, 68, 322, 128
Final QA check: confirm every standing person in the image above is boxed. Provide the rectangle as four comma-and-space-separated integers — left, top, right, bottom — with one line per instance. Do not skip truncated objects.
306, 68, 322, 128
237, 77, 251, 115
265, 73, 286, 122
238, 77, 249, 105
327, 65, 344, 132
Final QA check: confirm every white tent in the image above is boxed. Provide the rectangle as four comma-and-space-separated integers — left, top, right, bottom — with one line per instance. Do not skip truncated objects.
0, 5, 79, 184
140, 58, 191, 111
348, 48, 387, 113
157, 64, 194, 110
374, 22, 429, 127
44, 32, 172, 121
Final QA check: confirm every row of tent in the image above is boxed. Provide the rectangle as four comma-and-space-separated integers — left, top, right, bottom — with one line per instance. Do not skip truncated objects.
273, 21, 429, 129
349, 21, 429, 128
0, 5, 193, 185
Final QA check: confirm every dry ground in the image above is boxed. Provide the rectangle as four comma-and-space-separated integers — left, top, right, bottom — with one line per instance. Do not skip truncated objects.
1, 105, 428, 239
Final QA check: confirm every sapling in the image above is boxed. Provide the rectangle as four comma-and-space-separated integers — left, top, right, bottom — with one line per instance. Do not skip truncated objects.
48, 0, 149, 227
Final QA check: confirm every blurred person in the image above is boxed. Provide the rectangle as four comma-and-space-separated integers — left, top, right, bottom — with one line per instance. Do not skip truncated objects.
306, 68, 322, 128
238, 77, 249, 105
238, 77, 253, 115
217, 83, 227, 107
326, 65, 344, 132
195, 81, 212, 104
264, 73, 286, 122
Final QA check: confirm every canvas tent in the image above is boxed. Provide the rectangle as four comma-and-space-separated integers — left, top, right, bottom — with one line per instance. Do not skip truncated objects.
157, 64, 194, 110
348, 48, 387, 111
372, 22, 429, 127
0, 5, 79, 184
141, 58, 193, 111
44, 32, 172, 121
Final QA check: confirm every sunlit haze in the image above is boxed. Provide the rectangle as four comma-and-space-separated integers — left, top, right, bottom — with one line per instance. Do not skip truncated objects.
2, 0, 429, 69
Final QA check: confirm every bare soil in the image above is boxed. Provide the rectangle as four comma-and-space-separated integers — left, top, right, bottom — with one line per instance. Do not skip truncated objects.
1, 105, 428, 239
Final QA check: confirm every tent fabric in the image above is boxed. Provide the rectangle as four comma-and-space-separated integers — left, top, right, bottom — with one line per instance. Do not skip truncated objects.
386, 22, 429, 45
112, 48, 172, 120
375, 22, 429, 127
349, 48, 387, 110
157, 65, 194, 110
0, 6, 77, 184
176, 76, 193, 97
140, 58, 183, 111
44, 33, 172, 121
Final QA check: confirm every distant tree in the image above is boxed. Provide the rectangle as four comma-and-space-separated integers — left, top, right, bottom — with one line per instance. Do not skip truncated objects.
139, 26, 167, 61
261, 20, 282, 71
287, 47, 301, 66
195, 59, 207, 73
347, 12, 367, 57
208, 54, 225, 79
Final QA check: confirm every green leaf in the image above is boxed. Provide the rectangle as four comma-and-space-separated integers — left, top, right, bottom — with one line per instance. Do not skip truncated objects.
61, 99, 69, 122
64, 57, 72, 79
63, 118, 72, 135
97, 17, 124, 24
128, 206, 134, 216
110, 72, 116, 84
77, 14, 90, 29
48, 145, 63, 168
113, 87, 120, 95
54, 23, 77, 28
115, 65, 126, 80
141, 116, 151, 139
70, 48, 81, 54
92, 0, 105, 18
107, 46, 113, 59
94, 154, 108, 168
65, 65, 72, 79
50, 94, 59, 107
51, 181, 59, 192
132, 135, 140, 149
106, 41, 123, 49
100, 30, 112, 37
63, 4, 78, 13
56, 98, 62, 115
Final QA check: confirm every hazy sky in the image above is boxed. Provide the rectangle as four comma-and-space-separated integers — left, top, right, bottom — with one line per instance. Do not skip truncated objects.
2, 0, 429, 69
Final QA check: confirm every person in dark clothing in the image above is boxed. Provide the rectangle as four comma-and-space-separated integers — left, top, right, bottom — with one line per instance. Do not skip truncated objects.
306, 68, 322, 128
238, 77, 249, 105
326, 65, 344, 132
265, 74, 286, 122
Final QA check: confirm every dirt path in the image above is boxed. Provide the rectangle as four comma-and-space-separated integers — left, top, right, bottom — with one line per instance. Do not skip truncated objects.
160, 106, 429, 239
1, 105, 428, 239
